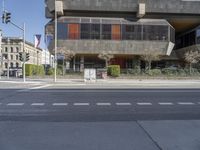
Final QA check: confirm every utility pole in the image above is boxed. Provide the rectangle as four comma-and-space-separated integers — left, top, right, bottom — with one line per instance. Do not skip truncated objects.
54, 0, 58, 82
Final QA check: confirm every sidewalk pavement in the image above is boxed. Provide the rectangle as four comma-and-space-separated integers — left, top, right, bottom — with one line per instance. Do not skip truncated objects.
1, 78, 200, 88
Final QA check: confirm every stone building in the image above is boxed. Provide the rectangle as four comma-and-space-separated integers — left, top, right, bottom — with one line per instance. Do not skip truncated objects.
0, 37, 42, 77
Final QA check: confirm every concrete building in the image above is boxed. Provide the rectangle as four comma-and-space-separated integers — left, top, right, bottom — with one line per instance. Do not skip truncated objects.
1, 37, 42, 77
45, 0, 200, 71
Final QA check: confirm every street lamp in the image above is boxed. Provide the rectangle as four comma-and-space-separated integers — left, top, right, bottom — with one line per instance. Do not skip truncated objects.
54, 0, 58, 82
54, 0, 63, 82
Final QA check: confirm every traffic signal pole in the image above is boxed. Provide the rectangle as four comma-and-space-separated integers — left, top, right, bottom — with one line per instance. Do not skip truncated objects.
8, 21, 26, 82
23, 23, 26, 82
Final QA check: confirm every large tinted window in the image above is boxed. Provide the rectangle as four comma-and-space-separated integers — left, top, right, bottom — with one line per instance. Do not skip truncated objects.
143, 25, 168, 41
112, 25, 121, 40
170, 27, 175, 43
58, 23, 68, 40
122, 25, 142, 40
91, 24, 100, 39
196, 29, 200, 44
81, 24, 90, 39
102, 24, 111, 40
68, 24, 80, 39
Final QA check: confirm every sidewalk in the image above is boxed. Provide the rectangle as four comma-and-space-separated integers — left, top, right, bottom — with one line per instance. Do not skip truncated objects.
1, 78, 200, 88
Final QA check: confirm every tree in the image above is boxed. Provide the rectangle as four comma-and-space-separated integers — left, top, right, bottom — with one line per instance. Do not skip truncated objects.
98, 51, 114, 68
140, 49, 160, 72
58, 48, 75, 75
184, 50, 200, 75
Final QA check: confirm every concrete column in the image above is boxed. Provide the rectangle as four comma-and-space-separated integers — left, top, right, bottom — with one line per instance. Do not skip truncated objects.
73, 56, 76, 72
80, 55, 84, 72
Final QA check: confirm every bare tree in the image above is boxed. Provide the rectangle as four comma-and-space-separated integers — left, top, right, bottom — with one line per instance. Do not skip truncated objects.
98, 51, 114, 68
184, 50, 200, 74
57, 48, 75, 75
140, 49, 160, 72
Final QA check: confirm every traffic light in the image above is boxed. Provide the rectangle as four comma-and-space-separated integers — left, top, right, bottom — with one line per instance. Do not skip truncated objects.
26, 53, 30, 61
19, 52, 23, 61
5, 12, 11, 24
2, 12, 11, 24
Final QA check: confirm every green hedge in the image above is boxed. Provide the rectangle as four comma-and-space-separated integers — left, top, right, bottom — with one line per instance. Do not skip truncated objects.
107, 65, 120, 77
147, 69, 162, 76
25, 64, 45, 76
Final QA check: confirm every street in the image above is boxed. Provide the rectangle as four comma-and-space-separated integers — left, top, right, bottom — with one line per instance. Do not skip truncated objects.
0, 85, 200, 150
0, 88, 200, 121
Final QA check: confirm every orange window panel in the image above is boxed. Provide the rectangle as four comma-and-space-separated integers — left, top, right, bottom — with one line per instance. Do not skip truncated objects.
68, 24, 80, 39
112, 25, 121, 40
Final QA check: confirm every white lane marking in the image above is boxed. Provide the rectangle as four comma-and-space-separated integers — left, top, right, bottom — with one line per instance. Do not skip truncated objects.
158, 102, 174, 105
31, 103, 45, 106
137, 102, 152, 106
178, 102, 195, 105
30, 84, 51, 90
52, 103, 68, 106
73, 103, 90, 106
96, 103, 111, 106
116, 103, 131, 106
7, 103, 24, 106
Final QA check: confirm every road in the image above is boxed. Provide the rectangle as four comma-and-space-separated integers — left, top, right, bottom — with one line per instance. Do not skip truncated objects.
0, 88, 200, 121
0, 87, 200, 150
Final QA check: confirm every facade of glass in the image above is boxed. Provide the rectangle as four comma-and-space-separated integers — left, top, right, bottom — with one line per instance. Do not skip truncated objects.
55, 21, 173, 42
176, 26, 200, 49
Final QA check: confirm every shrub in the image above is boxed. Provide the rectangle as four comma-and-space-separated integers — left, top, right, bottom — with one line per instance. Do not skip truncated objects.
107, 65, 120, 77
25, 64, 45, 76
147, 69, 162, 76
47, 68, 54, 75
177, 69, 186, 76
162, 68, 177, 76
184, 68, 200, 76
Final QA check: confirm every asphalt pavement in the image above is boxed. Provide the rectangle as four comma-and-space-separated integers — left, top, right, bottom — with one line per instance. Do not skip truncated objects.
0, 82, 200, 150
0, 88, 199, 121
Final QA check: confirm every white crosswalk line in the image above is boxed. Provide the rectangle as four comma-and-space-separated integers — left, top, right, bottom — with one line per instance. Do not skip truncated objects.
137, 102, 152, 106
116, 103, 131, 106
73, 103, 90, 106
96, 103, 111, 106
178, 102, 195, 105
31, 103, 45, 106
7, 103, 24, 106
52, 103, 68, 106
158, 102, 174, 105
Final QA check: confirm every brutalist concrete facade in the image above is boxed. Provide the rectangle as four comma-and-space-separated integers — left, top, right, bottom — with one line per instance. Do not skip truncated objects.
45, 0, 200, 71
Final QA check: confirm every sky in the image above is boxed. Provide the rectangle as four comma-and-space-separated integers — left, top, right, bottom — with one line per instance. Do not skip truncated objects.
0, 0, 48, 49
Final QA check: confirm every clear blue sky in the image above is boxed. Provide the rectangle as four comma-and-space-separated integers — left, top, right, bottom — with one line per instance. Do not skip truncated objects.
0, 0, 48, 49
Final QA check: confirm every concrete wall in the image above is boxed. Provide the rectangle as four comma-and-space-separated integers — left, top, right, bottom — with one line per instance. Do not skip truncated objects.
45, 0, 200, 18
49, 40, 169, 55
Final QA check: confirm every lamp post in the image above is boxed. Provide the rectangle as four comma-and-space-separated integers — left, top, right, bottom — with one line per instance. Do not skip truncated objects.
54, 0, 57, 82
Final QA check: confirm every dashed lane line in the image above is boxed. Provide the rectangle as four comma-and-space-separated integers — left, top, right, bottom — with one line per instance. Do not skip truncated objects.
177, 102, 195, 105
31, 103, 45, 106
7, 103, 24, 106
52, 103, 68, 106
158, 102, 174, 105
116, 103, 131, 106
96, 103, 111, 106
137, 102, 152, 106
73, 103, 90, 106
